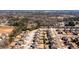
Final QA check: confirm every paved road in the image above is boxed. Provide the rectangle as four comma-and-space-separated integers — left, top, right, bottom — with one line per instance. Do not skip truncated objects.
24, 30, 38, 49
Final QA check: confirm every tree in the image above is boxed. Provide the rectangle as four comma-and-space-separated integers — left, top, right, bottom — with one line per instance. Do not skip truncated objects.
69, 21, 75, 26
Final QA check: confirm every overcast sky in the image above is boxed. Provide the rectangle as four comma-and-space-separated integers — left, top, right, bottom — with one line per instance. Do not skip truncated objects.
0, 0, 79, 10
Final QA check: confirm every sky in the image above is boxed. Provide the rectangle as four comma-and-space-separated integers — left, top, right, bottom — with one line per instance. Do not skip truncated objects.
0, 0, 79, 10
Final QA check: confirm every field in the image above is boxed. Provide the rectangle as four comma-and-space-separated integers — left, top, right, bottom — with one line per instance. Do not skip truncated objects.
0, 26, 14, 34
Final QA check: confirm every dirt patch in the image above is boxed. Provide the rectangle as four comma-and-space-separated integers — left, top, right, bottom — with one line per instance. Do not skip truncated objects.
0, 26, 14, 34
